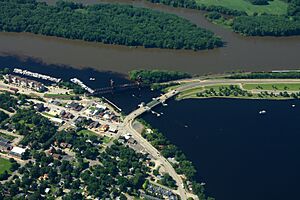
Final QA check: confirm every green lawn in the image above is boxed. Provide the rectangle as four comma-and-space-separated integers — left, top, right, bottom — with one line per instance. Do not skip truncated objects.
178, 86, 204, 96
0, 158, 11, 174
102, 136, 112, 144
42, 113, 56, 118
77, 129, 97, 136
44, 93, 77, 100
44, 93, 78, 100
196, 0, 288, 15
243, 83, 300, 91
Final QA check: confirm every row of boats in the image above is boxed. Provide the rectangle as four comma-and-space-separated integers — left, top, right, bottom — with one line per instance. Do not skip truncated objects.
70, 78, 95, 94
13, 68, 96, 94
13, 68, 61, 83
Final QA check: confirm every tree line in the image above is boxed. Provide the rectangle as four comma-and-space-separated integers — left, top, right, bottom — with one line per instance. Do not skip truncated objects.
0, 0, 223, 50
148, 0, 246, 16
247, 0, 270, 5
232, 15, 300, 36
139, 119, 213, 200
129, 69, 191, 84
232, 0, 300, 36
228, 72, 300, 79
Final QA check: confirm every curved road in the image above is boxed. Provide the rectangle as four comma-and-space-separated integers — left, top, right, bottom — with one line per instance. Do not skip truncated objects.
123, 78, 300, 200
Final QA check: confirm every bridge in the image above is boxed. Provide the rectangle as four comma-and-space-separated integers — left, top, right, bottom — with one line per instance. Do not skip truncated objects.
124, 90, 179, 123
91, 82, 143, 95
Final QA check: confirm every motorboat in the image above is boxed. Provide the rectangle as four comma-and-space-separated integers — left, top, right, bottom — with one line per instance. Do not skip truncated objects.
259, 110, 266, 114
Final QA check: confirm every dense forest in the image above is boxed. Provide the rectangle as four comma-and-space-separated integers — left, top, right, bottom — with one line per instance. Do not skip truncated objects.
129, 69, 191, 84
231, 0, 300, 36
229, 71, 300, 79
0, 0, 223, 50
232, 15, 300, 36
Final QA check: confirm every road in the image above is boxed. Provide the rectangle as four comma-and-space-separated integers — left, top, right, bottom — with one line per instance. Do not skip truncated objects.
121, 78, 300, 200
123, 90, 194, 200
175, 78, 300, 92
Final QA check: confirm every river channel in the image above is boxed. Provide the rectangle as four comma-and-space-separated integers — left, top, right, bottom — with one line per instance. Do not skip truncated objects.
1, 1, 300, 199
0, 0, 299, 75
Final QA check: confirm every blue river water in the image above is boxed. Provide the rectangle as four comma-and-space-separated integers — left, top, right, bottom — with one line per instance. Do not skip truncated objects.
142, 98, 300, 200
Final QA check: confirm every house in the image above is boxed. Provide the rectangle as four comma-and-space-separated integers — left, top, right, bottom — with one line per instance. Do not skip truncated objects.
9, 87, 19, 94
108, 126, 118, 133
10, 146, 26, 157
34, 103, 45, 112
88, 121, 100, 129
4, 74, 46, 92
49, 117, 64, 125
99, 124, 109, 132
66, 102, 84, 111
45, 188, 50, 194
0, 137, 12, 152
128, 138, 137, 145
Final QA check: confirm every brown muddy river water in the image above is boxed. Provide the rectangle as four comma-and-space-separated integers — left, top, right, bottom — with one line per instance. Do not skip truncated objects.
0, 0, 299, 75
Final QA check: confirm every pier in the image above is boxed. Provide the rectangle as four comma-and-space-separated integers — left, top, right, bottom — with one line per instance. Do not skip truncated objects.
70, 78, 95, 94
13, 68, 61, 83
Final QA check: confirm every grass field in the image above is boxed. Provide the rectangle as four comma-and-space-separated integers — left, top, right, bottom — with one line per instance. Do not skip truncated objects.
196, 0, 288, 15
102, 136, 112, 144
243, 83, 300, 91
0, 158, 11, 174
77, 129, 97, 136
44, 93, 77, 100
177, 83, 299, 100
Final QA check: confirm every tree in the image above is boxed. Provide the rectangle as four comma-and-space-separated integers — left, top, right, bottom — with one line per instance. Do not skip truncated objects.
0, 170, 9, 181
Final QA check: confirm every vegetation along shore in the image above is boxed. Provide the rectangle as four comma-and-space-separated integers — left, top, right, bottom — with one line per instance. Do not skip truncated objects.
148, 0, 300, 36
145, 70, 300, 100
0, 0, 222, 50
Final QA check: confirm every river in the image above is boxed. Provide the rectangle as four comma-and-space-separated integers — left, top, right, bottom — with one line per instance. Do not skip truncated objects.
0, 0, 299, 75
2, 1, 300, 199
142, 98, 300, 200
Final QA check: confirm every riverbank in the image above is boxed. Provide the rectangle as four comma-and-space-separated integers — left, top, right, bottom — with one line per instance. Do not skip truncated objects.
163, 79, 300, 101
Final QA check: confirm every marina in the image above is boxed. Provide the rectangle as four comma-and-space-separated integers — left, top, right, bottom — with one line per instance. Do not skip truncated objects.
13, 68, 61, 83
70, 78, 95, 94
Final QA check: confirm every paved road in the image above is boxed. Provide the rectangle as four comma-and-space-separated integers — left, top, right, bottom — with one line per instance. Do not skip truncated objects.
123, 90, 194, 200
175, 78, 300, 92
121, 78, 300, 200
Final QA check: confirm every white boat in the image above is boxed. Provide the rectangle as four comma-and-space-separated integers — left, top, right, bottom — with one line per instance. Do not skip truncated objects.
292, 104, 296, 108
89, 77, 95, 81
259, 110, 267, 114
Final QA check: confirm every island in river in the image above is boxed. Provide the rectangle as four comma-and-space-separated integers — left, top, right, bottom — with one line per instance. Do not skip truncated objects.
0, 0, 300, 199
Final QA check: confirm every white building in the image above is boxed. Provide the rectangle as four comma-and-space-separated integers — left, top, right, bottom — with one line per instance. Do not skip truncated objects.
10, 146, 26, 157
